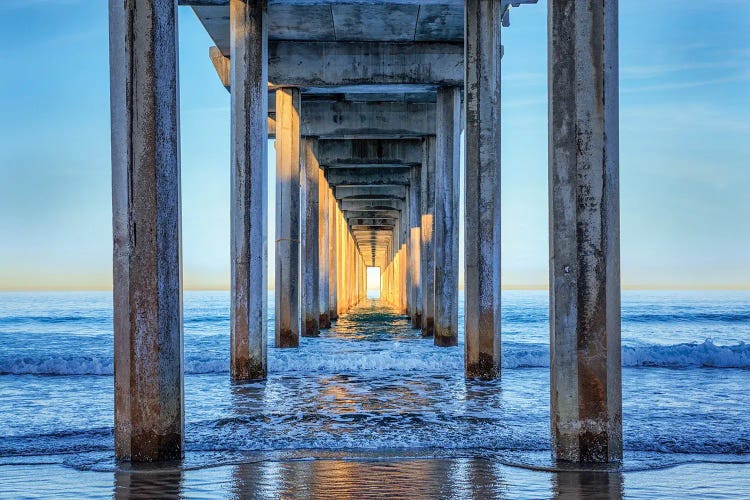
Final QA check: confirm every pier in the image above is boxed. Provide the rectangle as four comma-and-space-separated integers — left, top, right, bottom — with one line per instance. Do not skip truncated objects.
109, 0, 621, 464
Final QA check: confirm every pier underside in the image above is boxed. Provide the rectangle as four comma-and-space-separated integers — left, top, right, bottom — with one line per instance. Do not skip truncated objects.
109, 0, 621, 464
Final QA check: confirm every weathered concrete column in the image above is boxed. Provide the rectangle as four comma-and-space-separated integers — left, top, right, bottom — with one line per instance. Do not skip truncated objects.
400, 212, 408, 314
420, 137, 436, 336
329, 187, 338, 320
405, 189, 412, 319
434, 87, 461, 347
110, 0, 183, 461
229, 0, 268, 380
351, 233, 357, 307
549, 0, 622, 463
275, 87, 301, 348
392, 220, 400, 311
301, 137, 320, 337
318, 167, 331, 328
336, 209, 346, 315
464, 0, 502, 378
409, 165, 422, 328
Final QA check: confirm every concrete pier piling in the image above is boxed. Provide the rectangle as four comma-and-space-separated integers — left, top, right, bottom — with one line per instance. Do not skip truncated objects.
109, 0, 183, 462
275, 87, 301, 348
301, 138, 320, 337
548, 0, 622, 463
318, 167, 331, 328
229, 0, 268, 380
328, 185, 338, 321
409, 165, 422, 328
434, 87, 461, 347
113, 0, 621, 465
464, 0, 503, 379
420, 137, 436, 337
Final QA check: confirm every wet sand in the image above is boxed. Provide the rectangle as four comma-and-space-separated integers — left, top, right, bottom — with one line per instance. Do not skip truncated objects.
2, 454, 749, 499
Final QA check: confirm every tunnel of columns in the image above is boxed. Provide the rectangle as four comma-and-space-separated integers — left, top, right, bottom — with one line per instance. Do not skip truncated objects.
109, 0, 621, 465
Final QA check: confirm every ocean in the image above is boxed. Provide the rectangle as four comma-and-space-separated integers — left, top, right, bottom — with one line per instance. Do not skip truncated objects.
1, 290, 749, 498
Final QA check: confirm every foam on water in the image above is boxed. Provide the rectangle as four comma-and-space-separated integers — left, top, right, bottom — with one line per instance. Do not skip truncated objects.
1, 290, 749, 465
2, 339, 750, 375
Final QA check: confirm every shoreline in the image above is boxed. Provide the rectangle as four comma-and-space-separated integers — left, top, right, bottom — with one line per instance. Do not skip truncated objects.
2, 453, 750, 499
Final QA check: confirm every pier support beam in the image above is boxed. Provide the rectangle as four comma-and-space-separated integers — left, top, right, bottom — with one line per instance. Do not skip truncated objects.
409, 165, 422, 328
329, 189, 338, 321
318, 165, 331, 328
275, 87, 301, 347
301, 138, 320, 337
110, 0, 183, 461
464, 0, 502, 378
434, 87, 461, 347
549, 0, 622, 463
229, 0, 268, 380
420, 137, 436, 336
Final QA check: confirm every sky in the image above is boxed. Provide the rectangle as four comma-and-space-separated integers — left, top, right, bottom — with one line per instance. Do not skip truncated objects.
0, 0, 748, 291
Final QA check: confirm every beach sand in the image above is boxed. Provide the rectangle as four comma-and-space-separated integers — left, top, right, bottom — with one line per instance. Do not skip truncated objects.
2, 454, 749, 498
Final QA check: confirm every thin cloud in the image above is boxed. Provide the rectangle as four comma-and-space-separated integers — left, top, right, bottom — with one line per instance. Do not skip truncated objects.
622, 73, 750, 93
0, 0, 81, 9
622, 60, 749, 79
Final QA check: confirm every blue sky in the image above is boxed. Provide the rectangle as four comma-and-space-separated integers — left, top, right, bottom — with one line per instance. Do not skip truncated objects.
0, 0, 748, 290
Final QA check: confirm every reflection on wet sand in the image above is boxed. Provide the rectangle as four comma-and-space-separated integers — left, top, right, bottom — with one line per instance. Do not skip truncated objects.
230, 458, 507, 499
114, 464, 182, 499
553, 468, 623, 500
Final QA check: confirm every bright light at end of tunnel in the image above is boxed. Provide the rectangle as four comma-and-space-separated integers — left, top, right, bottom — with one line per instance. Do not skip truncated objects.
366, 267, 381, 299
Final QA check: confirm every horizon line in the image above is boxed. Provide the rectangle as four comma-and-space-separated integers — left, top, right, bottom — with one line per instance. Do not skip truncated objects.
1, 285, 750, 292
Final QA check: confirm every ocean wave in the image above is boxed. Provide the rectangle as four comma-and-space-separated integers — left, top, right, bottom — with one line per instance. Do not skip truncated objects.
624, 311, 750, 323
1, 340, 749, 375
0, 315, 109, 325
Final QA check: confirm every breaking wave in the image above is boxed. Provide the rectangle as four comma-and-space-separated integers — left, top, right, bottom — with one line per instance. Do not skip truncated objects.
2, 340, 749, 375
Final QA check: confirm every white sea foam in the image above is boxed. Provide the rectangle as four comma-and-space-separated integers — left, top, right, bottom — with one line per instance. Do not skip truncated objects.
1, 340, 749, 375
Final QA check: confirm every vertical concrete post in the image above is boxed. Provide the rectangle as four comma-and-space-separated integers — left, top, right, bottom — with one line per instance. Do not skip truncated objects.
400, 212, 408, 314
229, 0, 268, 380
464, 0, 502, 378
420, 137, 436, 336
329, 188, 338, 320
409, 165, 422, 328
301, 138, 320, 337
350, 232, 356, 307
434, 87, 461, 347
318, 168, 331, 328
362, 255, 366, 300
336, 209, 345, 315
392, 219, 400, 311
549, 0, 622, 463
275, 88, 301, 348
409, 166, 422, 328
405, 189, 412, 318
109, 0, 183, 461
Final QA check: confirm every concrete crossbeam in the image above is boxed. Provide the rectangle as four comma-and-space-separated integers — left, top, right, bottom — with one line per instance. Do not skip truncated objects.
344, 210, 400, 220
317, 139, 423, 167
347, 218, 397, 226
207, 42, 463, 88
334, 186, 407, 200
351, 225, 395, 231
339, 199, 405, 212
268, 101, 435, 138
326, 168, 410, 186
